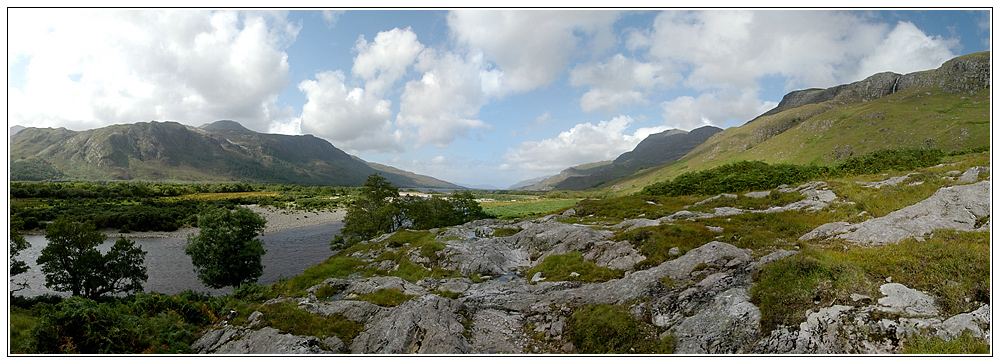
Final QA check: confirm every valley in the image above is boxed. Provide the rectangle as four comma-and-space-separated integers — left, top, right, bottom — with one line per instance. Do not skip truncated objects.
8, 51, 991, 355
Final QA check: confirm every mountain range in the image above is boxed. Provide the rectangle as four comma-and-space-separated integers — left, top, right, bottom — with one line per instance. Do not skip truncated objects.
8, 52, 990, 193
8, 120, 460, 189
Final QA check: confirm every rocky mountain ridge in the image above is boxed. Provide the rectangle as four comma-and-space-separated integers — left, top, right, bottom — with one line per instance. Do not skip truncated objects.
604, 51, 990, 194
8, 120, 460, 189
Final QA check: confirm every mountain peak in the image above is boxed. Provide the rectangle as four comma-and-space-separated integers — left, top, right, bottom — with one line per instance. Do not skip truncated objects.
199, 120, 252, 133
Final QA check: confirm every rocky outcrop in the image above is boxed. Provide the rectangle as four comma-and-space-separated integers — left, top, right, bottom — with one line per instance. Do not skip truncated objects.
800, 180, 990, 244
194, 175, 990, 354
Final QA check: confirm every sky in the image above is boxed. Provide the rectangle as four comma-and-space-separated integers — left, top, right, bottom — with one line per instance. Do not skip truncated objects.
6, 8, 992, 189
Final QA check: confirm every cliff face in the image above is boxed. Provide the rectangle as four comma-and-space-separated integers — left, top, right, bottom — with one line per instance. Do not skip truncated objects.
754, 51, 990, 121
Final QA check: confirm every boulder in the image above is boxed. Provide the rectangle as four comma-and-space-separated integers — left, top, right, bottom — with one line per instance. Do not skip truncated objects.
671, 288, 761, 354
349, 295, 473, 354
816, 181, 989, 245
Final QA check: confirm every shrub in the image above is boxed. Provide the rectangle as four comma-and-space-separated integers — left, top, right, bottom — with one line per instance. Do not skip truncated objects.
566, 304, 673, 354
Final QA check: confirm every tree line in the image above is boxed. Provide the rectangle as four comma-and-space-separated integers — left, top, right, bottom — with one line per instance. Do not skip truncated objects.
334, 174, 490, 247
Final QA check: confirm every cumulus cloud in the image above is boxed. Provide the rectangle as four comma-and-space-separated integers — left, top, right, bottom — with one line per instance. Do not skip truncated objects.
447, 10, 620, 95
570, 54, 677, 113
504, 116, 668, 172
322, 10, 344, 27
7, 9, 298, 132
661, 89, 777, 130
352, 27, 425, 96
396, 49, 493, 147
851, 21, 958, 81
297, 70, 403, 153
641, 10, 959, 92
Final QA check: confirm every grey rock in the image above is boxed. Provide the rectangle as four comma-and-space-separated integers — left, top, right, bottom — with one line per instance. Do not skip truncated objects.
958, 166, 989, 183
346, 276, 428, 296
855, 173, 920, 189
744, 190, 772, 198
298, 298, 388, 324
530, 271, 546, 283
877, 283, 939, 317
668, 247, 681, 256
437, 277, 472, 294
830, 181, 990, 245
671, 288, 761, 354
613, 218, 660, 232
350, 294, 473, 354
936, 304, 990, 340
200, 326, 335, 354
798, 222, 852, 241
581, 240, 646, 271
468, 309, 528, 353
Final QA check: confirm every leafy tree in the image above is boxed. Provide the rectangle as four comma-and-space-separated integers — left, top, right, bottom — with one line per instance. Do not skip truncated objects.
337, 174, 404, 244
36, 218, 148, 299
185, 206, 267, 289
9, 219, 31, 294
332, 174, 489, 249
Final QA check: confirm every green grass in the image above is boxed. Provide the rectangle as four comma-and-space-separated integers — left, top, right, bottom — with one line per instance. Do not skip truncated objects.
281, 256, 369, 294
9, 307, 41, 353
484, 199, 582, 219
524, 252, 623, 283
352, 289, 416, 307
566, 304, 674, 354
614, 222, 716, 269
242, 301, 363, 345
751, 230, 990, 333
901, 331, 991, 354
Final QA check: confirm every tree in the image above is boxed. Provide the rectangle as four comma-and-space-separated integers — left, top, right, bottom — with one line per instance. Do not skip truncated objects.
185, 206, 267, 289
36, 218, 148, 299
337, 174, 403, 245
10, 219, 31, 294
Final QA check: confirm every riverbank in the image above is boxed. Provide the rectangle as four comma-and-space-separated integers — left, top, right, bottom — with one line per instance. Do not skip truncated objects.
24, 205, 348, 239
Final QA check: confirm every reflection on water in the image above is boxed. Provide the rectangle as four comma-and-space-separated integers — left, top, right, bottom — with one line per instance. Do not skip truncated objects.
12, 222, 344, 297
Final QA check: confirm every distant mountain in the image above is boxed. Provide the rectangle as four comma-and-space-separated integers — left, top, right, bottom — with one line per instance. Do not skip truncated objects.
603, 51, 991, 194
8, 125, 26, 137
8, 120, 461, 189
515, 126, 722, 191
511, 161, 612, 191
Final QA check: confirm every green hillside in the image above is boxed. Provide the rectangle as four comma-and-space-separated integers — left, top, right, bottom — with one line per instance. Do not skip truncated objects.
603, 51, 990, 194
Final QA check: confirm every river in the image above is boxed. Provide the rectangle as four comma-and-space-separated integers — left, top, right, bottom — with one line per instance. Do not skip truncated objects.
11, 222, 344, 297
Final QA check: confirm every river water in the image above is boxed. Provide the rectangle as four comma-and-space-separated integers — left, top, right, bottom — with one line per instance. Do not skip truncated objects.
12, 222, 344, 297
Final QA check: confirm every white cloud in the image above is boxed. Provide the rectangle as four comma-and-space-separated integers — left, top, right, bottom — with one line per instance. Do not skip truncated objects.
661, 89, 777, 130
352, 27, 425, 96
504, 115, 668, 173
322, 10, 344, 28
396, 49, 493, 147
297, 70, 403, 153
851, 21, 958, 81
447, 10, 620, 95
570, 54, 677, 113
7, 9, 298, 132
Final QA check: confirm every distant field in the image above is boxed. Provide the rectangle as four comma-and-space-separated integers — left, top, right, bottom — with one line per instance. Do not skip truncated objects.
169, 191, 280, 200
483, 199, 581, 219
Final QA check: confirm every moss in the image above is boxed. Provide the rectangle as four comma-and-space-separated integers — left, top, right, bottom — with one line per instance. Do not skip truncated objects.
524, 252, 623, 284
492, 227, 521, 237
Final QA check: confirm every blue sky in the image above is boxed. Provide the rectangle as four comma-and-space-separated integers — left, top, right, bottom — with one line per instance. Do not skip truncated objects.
7, 8, 992, 188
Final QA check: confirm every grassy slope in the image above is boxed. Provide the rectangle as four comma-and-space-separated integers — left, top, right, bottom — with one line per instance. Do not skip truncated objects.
602, 84, 989, 195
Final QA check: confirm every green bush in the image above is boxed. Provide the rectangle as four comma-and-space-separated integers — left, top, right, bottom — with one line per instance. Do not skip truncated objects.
642, 147, 947, 197
566, 304, 673, 354
28, 296, 199, 354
